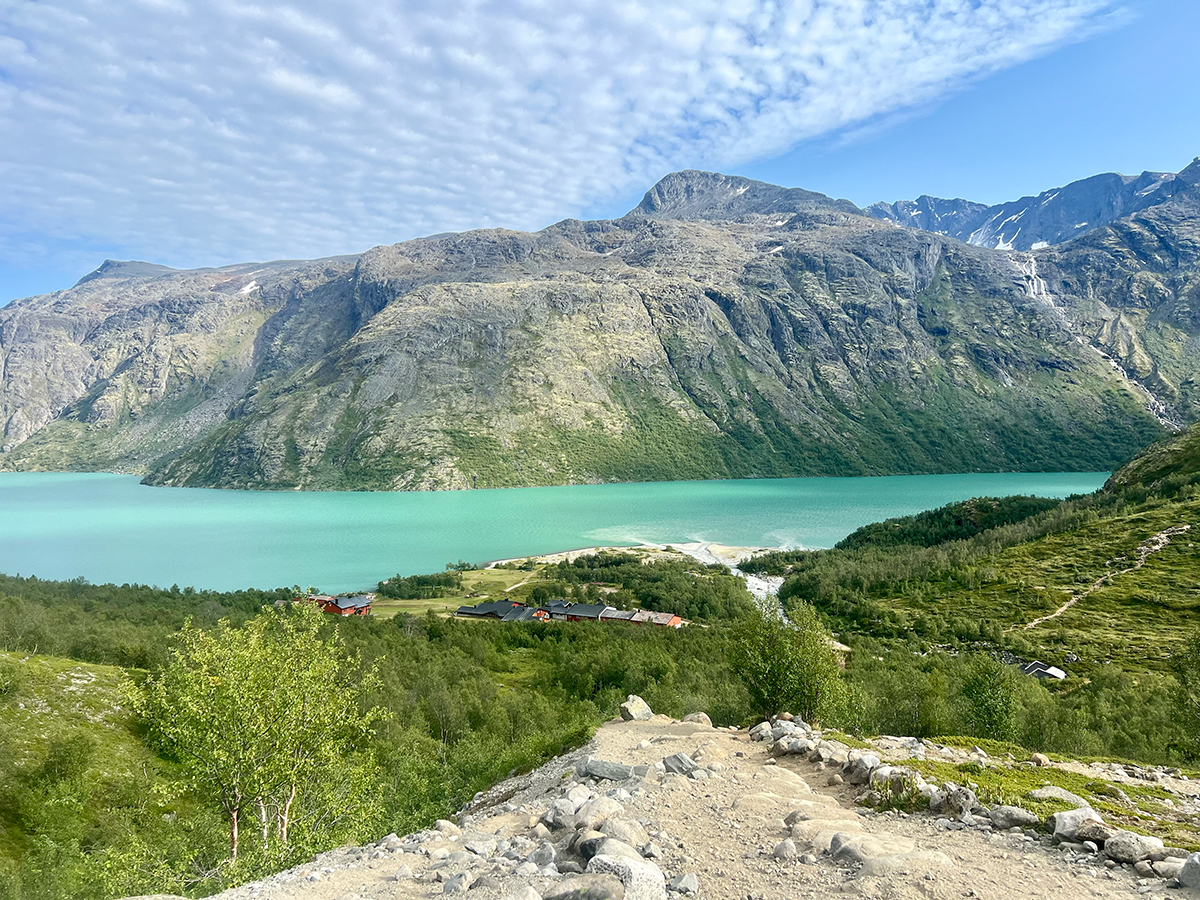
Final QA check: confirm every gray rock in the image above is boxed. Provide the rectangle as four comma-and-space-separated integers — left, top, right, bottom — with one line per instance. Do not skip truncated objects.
1103, 830, 1164, 864
587, 854, 666, 900
1048, 807, 1104, 842
436, 819, 462, 835
501, 887, 544, 900
577, 797, 626, 829
470, 875, 503, 891
681, 712, 712, 728
392, 864, 414, 880
1153, 858, 1185, 879
662, 753, 698, 776
444, 873, 473, 894
843, 752, 881, 785
642, 842, 663, 859
620, 695, 654, 722
1074, 820, 1116, 844
602, 817, 651, 848
667, 873, 699, 894
1181, 852, 1200, 889
988, 806, 1041, 829
581, 759, 636, 782
543, 874, 626, 900
748, 722, 773, 741
773, 839, 799, 860
1028, 785, 1090, 808
465, 836, 497, 857
529, 841, 558, 867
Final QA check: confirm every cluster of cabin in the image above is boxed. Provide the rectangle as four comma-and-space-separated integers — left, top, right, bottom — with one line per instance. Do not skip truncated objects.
302, 593, 374, 616
456, 598, 683, 628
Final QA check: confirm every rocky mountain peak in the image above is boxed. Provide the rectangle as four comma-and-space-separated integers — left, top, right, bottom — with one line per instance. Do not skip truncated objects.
73, 259, 179, 287
629, 169, 860, 221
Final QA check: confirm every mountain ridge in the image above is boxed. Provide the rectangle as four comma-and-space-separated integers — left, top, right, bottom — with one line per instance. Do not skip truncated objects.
1, 159, 1198, 490
868, 157, 1200, 250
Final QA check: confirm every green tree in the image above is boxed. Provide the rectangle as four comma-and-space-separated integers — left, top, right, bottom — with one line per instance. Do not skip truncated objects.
132, 605, 384, 863
1172, 629, 1200, 758
732, 602, 842, 722
958, 654, 1019, 741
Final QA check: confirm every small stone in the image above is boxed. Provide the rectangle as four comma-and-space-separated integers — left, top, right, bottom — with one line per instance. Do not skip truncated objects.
1133, 860, 1155, 877
444, 873, 472, 894
667, 873, 699, 894
587, 854, 666, 900
1030, 753, 1051, 767
436, 820, 462, 836
773, 839, 799, 860
501, 887, 543, 900
620, 695, 654, 721
827, 773, 843, 786
392, 864, 414, 880
1153, 858, 1185, 879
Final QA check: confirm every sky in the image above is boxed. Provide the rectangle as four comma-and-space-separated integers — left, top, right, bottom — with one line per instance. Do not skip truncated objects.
0, 0, 1197, 305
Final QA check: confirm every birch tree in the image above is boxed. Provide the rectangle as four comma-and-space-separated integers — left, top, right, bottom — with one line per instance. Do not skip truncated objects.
133, 604, 383, 863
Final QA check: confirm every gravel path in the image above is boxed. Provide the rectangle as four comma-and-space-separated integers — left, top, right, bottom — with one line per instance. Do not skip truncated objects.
169, 714, 1191, 900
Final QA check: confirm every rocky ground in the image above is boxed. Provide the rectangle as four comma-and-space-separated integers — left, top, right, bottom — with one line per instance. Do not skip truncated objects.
126, 696, 1200, 900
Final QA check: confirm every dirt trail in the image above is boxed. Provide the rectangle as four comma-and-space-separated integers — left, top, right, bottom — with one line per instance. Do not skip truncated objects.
193, 717, 1176, 900
1013, 524, 1191, 632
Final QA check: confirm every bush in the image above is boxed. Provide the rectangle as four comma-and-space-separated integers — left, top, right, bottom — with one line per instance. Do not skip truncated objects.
732, 603, 843, 722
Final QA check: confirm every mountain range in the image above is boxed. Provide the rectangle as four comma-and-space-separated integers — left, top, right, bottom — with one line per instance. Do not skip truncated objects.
1, 157, 1198, 490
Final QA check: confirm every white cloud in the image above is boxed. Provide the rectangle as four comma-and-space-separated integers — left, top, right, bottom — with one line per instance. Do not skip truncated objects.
0, 0, 1117, 274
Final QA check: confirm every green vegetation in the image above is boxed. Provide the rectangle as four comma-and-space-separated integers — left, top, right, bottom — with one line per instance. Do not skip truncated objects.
11, 425, 1200, 897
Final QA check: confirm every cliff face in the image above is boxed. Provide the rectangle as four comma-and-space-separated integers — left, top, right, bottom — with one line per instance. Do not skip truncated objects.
3, 163, 1199, 491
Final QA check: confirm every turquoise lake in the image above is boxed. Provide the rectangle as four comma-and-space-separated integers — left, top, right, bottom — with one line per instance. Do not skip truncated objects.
0, 472, 1109, 592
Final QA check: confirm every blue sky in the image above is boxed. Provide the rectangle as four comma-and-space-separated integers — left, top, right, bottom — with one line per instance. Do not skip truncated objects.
1, 0, 1197, 305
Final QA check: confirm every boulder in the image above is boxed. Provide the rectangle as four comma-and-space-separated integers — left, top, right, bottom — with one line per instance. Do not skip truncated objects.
1153, 858, 1185, 879
1074, 820, 1116, 844
1103, 830, 1164, 864
1181, 852, 1200, 890
577, 797, 626, 829
681, 712, 712, 728
843, 752, 881, 785
1048, 807, 1104, 842
580, 837, 642, 862
544, 875, 626, 900
1029, 753, 1051, 767
620, 695, 653, 721
988, 806, 1040, 830
602, 817, 651, 848
829, 832, 916, 864
587, 853, 667, 900
528, 841, 558, 867
662, 753, 699, 776
580, 759, 635, 782
436, 819, 462, 835
1028, 785, 1089, 807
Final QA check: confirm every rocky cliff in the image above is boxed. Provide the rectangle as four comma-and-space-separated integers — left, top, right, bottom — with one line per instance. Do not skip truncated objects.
3, 161, 1200, 490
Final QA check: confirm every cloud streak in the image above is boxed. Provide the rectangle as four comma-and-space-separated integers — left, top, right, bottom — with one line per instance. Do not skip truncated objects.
0, 0, 1117, 276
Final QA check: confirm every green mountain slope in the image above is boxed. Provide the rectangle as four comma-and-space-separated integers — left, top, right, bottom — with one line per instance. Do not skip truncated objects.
747, 421, 1200, 677
3, 162, 1199, 490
